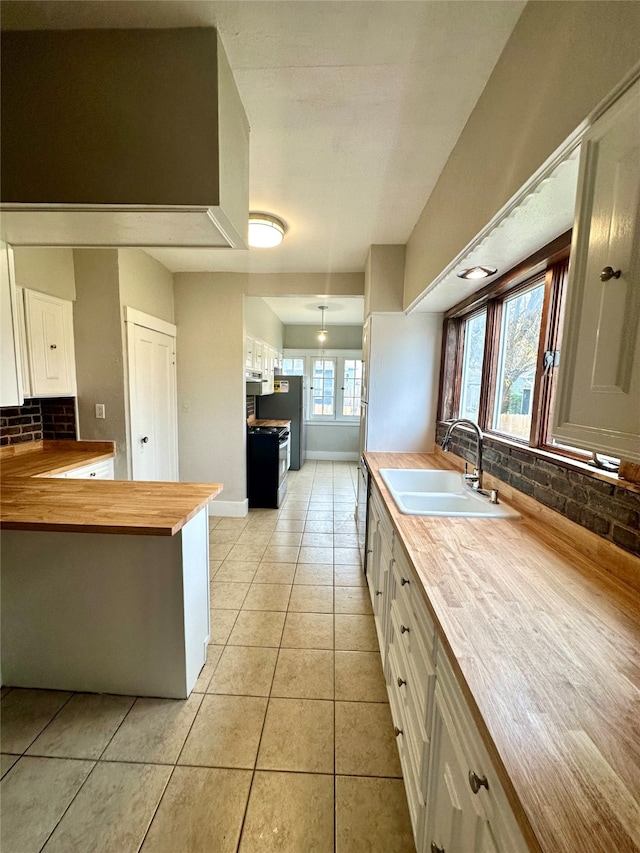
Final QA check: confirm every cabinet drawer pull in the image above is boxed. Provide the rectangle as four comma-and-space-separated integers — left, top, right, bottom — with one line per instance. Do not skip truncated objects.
401, 577, 410, 586
430, 844, 445, 853
469, 770, 489, 794
400, 624, 410, 634
397, 677, 406, 687
600, 265, 621, 282
89, 472, 97, 477
393, 726, 403, 737
50, 343, 57, 349
376, 590, 383, 596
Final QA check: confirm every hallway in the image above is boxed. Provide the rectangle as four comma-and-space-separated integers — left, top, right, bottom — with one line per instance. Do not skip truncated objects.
0, 461, 415, 852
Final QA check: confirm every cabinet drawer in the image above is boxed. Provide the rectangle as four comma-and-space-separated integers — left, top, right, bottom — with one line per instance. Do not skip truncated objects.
437, 650, 529, 853
390, 596, 435, 729
64, 459, 114, 480
387, 641, 426, 839
392, 546, 436, 659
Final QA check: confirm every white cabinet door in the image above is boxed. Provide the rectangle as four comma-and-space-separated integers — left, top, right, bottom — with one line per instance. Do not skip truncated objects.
245, 335, 255, 370
128, 319, 178, 482
24, 289, 76, 397
0, 242, 24, 406
424, 685, 487, 853
553, 79, 640, 461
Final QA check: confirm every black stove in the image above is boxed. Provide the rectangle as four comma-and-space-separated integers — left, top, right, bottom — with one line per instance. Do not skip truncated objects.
246, 426, 290, 508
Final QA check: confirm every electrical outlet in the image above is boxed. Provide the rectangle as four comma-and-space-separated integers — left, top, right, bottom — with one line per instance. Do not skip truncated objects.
95, 403, 106, 419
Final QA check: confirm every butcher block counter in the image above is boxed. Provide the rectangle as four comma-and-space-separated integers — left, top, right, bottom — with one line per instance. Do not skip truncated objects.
249, 418, 292, 428
0, 440, 222, 534
365, 451, 640, 853
1, 440, 223, 698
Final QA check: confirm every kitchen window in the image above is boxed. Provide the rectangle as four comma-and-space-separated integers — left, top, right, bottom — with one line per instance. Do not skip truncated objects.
283, 349, 362, 422
438, 235, 605, 463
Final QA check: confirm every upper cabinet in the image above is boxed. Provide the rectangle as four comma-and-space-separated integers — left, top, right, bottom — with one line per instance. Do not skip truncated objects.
21, 289, 77, 398
553, 79, 640, 463
0, 28, 249, 249
0, 241, 23, 407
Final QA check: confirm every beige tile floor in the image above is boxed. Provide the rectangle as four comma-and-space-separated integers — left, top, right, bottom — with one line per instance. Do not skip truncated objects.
0, 461, 415, 853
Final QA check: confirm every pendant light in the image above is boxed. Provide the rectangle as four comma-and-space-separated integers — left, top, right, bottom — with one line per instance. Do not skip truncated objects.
317, 305, 328, 343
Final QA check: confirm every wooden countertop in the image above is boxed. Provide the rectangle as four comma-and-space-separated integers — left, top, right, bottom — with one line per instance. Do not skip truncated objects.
250, 419, 292, 428
365, 451, 640, 853
1, 441, 222, 535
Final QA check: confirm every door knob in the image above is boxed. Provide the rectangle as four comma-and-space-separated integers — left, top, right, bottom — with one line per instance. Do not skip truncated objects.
141, 436, 149, 444
600, 266, 621, 282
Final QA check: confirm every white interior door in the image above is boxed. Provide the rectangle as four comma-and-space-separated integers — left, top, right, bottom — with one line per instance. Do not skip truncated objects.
127, 310, 178, 481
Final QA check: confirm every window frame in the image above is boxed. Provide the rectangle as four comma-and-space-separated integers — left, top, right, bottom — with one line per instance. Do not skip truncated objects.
283, 348, 363, 423
437, 232, 600, 463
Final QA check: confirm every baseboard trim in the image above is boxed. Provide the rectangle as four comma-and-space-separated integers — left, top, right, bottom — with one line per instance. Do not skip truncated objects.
208, 499, 248, 518
305, 451, 359, 462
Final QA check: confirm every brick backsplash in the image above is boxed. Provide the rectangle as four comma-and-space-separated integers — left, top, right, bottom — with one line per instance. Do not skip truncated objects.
1, 398, 77, 445
246, 396, 256, 419
435, 423, 640, 558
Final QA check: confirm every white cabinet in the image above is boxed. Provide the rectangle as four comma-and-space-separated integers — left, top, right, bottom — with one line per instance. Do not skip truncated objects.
367, 480, 529, 853
553, 79, 640, 462
22, 289, 77, 398
245, 335, 255, 371
0, 241, 24, 406
53, 459, 114, 480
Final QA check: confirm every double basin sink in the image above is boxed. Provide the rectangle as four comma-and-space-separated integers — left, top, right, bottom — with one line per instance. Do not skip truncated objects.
379, 468, 520, 519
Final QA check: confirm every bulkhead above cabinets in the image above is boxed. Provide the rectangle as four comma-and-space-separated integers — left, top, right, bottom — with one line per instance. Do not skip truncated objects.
0, 28, 249, 249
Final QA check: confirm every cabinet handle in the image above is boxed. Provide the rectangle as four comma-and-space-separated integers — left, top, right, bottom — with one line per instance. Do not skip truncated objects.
401, 577, 410, 586
366, 549, 373, 554
397, 677, 406, 687
89, 472, 96, 477
141, 436, 149, 444
400, 624, 410, 634
376, 590, 383, 596
430, 844, 445, 853
50, 343, 57, 349
469, 770, 489, 794
393, 726, 403, 737
600, 266, 622, 282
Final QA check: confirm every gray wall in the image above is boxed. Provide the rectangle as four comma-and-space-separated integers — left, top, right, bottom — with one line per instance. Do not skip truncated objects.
404, 1, 640, 308
244, 297, 284, 350
13, 248, 76, 300
284, 325, 362, 350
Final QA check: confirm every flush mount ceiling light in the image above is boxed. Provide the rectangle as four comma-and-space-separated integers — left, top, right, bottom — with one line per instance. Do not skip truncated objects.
456, 265, 498, 280
248, 213, 286, 248
317, 305, 329, 343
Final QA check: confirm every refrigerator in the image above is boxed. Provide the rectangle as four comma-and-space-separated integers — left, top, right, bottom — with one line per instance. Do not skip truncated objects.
257, 375, 306, 470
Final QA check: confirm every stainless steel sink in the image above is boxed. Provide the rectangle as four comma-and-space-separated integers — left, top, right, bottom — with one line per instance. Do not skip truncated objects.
379, 468, 520, 519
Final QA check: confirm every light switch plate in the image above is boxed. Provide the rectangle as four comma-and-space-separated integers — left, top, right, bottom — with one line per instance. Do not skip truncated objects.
95, 403, 106, 419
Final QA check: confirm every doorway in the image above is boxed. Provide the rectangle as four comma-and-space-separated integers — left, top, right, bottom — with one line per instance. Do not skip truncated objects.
125, 307, 178, 481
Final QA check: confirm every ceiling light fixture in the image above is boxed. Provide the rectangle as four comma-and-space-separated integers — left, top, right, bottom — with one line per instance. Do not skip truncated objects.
456, 265, 498, 280
248, 213, 286, 248
317, 305, 329, 343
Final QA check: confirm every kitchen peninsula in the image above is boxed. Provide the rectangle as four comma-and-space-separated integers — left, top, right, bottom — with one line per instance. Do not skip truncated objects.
0, 441, 222, 699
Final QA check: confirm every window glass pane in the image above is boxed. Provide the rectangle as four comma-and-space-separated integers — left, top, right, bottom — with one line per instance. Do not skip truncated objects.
493, 284, 544, 438
312, 358, 335, 416
282, 358, 305, 376
459, 312, 486, 422
342, 359, 362, 417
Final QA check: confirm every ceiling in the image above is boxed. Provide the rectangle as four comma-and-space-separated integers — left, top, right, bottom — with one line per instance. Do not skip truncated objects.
262, 296, 363, 327
1, 0, 527, 278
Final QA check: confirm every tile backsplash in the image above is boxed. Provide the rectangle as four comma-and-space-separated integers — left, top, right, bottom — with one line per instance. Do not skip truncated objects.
435, 423, 640, 558
1, 398, 77, 445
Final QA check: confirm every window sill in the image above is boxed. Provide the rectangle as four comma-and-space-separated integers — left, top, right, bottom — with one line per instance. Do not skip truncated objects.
305, 419, 359, 427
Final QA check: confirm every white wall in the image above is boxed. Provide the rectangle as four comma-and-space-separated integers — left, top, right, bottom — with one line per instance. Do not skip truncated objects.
13, 248, 76, 300
244, 296, 283, 349
367, 313, 442, 452
404, 1, 640, 308
118, 249, 175, 324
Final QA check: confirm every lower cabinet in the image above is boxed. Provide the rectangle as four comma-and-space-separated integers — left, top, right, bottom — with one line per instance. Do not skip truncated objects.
366, 481, 529, 853
51, 459, 115, 480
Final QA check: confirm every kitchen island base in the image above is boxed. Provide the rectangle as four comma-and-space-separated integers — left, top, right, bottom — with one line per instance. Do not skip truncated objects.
1, 506, 210, 699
